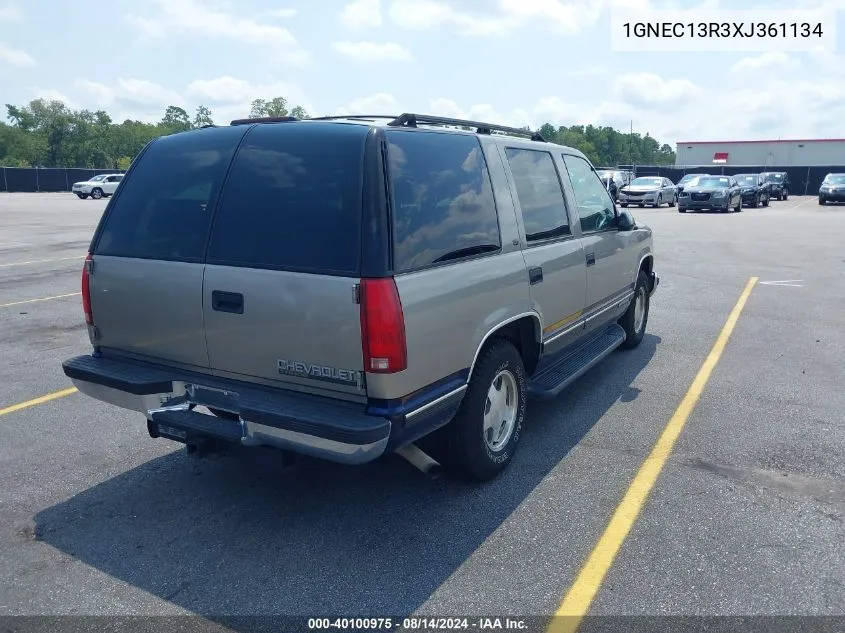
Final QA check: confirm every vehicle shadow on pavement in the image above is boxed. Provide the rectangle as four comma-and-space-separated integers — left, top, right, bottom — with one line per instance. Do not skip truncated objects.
33, 334, 659, 623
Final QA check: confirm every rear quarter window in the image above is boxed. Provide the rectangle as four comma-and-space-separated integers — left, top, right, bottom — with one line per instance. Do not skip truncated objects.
93, 126, 246, 262
206, 122, 368, 275
386, 130, 500, 272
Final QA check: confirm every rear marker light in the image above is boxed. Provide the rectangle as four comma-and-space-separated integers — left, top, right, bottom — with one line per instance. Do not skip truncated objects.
359, 278, 408, 374
82, 253, 93, 325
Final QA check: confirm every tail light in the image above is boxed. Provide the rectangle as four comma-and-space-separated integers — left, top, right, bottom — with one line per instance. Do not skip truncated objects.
359, 278, 407, 373
82, 253, 93, 325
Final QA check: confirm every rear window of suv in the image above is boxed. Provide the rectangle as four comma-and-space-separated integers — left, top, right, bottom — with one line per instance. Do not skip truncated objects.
206, 122, 367, 275
386, 130, 500, 272
94, 126, 247, 262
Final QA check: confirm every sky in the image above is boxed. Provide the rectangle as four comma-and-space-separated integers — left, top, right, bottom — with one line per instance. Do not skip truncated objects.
0, 0, 844, 149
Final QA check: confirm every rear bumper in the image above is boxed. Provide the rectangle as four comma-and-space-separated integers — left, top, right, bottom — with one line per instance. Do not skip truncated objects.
61, 354, 391, 465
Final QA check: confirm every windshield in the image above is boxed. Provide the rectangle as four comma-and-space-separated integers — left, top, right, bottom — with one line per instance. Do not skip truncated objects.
697, 177, 731, 187
88, 174, 107, 182
823, 174, 845, 185
764, 173, 784, 182
736, 175, 757, 185
630, 177, 663, 187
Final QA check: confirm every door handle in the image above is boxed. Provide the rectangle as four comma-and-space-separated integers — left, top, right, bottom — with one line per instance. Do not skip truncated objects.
586, 252, 596, 267
528, 267, 543, 285
211, 290, 244, 314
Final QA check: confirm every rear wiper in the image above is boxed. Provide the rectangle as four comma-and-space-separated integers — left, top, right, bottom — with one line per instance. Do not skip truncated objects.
526, 225, 570, 241
431, 244, 500, 264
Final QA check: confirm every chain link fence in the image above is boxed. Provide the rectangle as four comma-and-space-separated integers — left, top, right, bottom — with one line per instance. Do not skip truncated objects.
0, 168, 126, 193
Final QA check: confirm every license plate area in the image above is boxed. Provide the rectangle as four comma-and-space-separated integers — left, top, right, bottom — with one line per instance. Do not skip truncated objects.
186, 384, 241, 415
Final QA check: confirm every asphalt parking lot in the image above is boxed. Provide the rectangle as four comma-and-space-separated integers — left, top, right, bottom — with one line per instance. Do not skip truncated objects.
0, 193, 843, 627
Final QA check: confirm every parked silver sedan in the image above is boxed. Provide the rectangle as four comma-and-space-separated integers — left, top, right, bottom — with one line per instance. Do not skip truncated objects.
618, 176, 677, 208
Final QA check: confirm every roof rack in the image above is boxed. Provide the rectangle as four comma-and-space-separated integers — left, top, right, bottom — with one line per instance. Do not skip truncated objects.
306, 112, 546, 142
308, 115, 400, 122
388, 113, 546, 142
229, 116, 300, 126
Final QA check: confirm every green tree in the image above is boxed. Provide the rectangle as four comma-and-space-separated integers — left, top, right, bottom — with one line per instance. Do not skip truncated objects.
160, 105, 192, 133
116, 156, 132, 170
193, 105, 214, 128
249, 97, 288, 117
289, 105, 309, 119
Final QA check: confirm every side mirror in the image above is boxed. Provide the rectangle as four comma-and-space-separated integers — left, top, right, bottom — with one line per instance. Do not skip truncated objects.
616, 209, 636, 231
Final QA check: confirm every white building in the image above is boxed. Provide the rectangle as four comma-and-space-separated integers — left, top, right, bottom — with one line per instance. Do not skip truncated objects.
675, 138, 845, 167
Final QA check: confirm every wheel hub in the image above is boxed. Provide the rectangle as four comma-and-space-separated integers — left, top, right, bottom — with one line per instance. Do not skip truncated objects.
483, 370, 518, 452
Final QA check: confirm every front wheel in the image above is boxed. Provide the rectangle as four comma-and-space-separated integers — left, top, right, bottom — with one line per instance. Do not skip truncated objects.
819, 197, 825, 205
76, 193, 87, 199
91, 188, 103, 200
783, 189, 789, 200
440, 340, 527, 482
655, 195, 662, 208
668, 194, 676, 207
619, 270, 651, 350
763, 194, 770, 207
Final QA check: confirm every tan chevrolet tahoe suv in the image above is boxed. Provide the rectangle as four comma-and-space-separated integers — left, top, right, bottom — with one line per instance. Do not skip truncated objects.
62, 113, 659, 482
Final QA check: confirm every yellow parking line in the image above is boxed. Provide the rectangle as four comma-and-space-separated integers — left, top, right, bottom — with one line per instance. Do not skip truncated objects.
0, 292, 81, 308
0, 387, 78, 417
0, 255, 84, 268
547, 276, 759, 633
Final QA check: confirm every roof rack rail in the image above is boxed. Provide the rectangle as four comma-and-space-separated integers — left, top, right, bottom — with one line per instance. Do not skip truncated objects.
387, 113, 546, 142
307, 115, 401, 122
229, 116, 300, 126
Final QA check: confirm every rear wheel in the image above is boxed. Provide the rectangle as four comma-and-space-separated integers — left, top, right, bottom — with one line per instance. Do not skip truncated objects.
752, 195, 759, 208
655, 194, 662, 208
668, 194, 676, 207
763, 194, 769, 207
91, 188, 103, 200
439, 340, 527, 482
783, 188, 789, 200
734, 197, 742, 212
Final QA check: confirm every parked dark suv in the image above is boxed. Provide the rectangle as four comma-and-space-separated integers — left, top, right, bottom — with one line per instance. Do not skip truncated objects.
60, 113, 658, 482
733, 173, 770, 208
761, 171, 790, 200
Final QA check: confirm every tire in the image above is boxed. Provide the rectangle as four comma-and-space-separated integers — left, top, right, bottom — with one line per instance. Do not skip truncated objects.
439, 340, 527, 482
752, 195, 759, 208
734, 198, 742, 212
619, 270, 651, 350
783, 189, 789, 201
638, 203, 644, 208
678, 207, 686, 213
763, 195, 769, 207
91, 188, 103, 200
76, 193, 86, 199
819, 197, 825, 205
655, 195, 662, 208
668, 194, 676, 207
621, 203, 628, 208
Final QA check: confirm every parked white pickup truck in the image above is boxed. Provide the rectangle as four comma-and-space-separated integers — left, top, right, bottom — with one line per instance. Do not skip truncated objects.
71, 174, 123, 200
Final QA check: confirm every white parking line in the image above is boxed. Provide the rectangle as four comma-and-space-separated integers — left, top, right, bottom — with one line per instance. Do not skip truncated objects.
0, 255, 84, 268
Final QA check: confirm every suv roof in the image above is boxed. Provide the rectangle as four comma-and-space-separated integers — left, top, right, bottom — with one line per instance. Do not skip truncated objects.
221, 112, 590, 160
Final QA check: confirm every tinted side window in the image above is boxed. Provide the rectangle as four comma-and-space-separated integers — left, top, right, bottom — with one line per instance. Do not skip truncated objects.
386, 130, 500, 272
207, 122, 368, 275
504, 148, 570, 242
562, 155, 616, 233
94, 126, 246, 262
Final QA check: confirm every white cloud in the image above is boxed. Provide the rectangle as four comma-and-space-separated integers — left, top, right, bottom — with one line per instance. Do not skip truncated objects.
269, 8, 298, 18
335, 93, 402, 115
389, 0, 603, 35
341, 0, 383, 28
614, 73, 704, 107
332, 41, 412, 62
0, 41, 34, 66
31, 88, 75, 107
730, 52, 800, 73
124, 0, 309, 66
0, 4, 23, 20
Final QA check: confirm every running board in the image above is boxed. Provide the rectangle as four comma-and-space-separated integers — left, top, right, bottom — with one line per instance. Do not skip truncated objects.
528, 324, 626, 400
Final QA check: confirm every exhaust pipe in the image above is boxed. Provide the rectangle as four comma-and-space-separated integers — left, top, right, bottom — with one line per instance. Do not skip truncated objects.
396, 444, 442, 479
